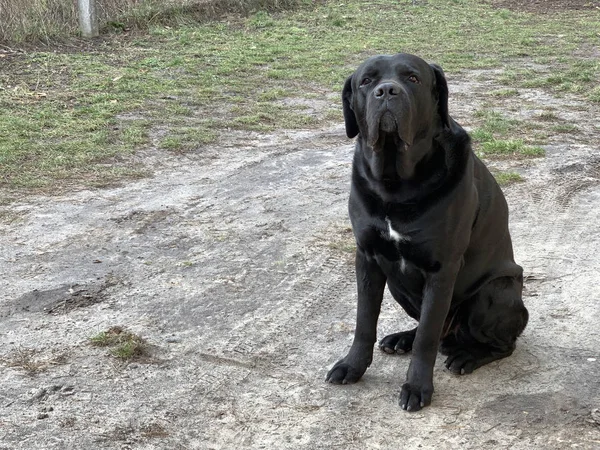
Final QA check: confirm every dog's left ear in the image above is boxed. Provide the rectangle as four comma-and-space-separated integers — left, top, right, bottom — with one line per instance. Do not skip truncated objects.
342, 75, 359, 138
430, 63, 449, 129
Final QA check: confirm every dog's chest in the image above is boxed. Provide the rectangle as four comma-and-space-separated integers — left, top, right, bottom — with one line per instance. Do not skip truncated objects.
389, 215, 435, 259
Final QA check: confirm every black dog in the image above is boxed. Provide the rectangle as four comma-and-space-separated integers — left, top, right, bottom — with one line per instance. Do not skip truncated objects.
326, 53, 528, 411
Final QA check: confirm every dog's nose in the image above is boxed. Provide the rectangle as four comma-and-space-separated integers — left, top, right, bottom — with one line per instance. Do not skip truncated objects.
374, 82, 400, 99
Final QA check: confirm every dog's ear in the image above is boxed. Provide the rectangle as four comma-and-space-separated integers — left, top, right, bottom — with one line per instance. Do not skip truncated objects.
430, 63, 449, 128
342, 75, 359, 138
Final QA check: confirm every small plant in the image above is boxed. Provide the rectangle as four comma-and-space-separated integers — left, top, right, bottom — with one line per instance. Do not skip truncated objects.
1, 348, 68, 375
494, 171, 525, 186
552, 124, 578, 134
489, 88, 519, 98
90, 326, 148, 360
538, 111, 559, 121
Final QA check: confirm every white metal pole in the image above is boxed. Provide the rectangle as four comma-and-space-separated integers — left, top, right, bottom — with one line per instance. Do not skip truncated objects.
78, 0, 99, 38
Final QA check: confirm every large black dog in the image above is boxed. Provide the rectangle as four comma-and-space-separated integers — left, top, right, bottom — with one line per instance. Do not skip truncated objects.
326, 53, 528, 411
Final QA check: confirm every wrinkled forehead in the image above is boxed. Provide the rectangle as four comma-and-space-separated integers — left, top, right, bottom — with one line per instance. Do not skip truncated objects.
356, 53, 433, 80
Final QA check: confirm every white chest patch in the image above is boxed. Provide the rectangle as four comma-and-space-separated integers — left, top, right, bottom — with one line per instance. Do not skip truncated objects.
385, 217, 410, 243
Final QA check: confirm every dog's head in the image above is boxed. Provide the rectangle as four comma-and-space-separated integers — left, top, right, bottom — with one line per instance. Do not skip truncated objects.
342, 53, 450, 180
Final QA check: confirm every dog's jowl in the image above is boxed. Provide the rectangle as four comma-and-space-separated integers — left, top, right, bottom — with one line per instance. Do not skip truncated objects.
325, 53, 528, 412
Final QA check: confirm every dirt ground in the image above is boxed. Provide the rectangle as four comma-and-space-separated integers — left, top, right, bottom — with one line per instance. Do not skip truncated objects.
2, 62, 600, 449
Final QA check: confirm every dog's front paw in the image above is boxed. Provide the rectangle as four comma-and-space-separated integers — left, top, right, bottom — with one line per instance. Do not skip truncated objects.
399, 381, 433, 412
325, 359, 366, 385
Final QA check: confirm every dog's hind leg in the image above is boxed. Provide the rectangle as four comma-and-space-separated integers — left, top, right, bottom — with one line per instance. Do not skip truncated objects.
379, 327, 417, 354
440, 276, 528, 375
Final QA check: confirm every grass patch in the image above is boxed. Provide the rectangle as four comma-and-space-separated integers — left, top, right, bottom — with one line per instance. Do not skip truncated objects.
471, 109, 545, 158
551, 124, 579, 134
90, 326, 148, 360
480, 139, 545, 158
498, 60, 600, 102
493, 171, 525, 186
589, 87, 600, 103
141, 422, 170, 439
489, 88, 519, 98
1, 1, 598, 192
538, 111, 559, 121
473, 110, 521, 135
1, 348, 68, 375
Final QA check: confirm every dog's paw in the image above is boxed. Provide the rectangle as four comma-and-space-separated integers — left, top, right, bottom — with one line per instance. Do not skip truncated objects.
325, 359, 365, 385
399, 381, 433, 412
379, 329, 416, 354
444, 349, 479, 375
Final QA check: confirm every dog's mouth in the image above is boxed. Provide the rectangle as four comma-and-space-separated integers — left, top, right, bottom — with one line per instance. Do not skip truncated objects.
379, 110, 398, 134
367, 108, 412, 150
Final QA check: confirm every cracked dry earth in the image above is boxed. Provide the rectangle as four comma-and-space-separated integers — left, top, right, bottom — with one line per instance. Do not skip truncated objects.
1, 67, 600, 449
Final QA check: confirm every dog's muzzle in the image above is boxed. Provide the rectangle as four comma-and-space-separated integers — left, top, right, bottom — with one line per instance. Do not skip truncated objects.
366, 81, 413, 148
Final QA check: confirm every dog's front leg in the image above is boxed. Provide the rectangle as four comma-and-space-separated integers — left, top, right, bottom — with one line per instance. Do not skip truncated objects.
326, 247, 386, 384
400, 264, 459, 411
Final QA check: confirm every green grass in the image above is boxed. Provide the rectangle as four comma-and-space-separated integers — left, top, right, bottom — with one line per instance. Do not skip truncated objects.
480, 139, 545, 158
1, 0, 598, 192
494, 171, 524, 186
551, 124, 579, 134
471, 109, 545, 158
488, 88, 519, 98
497, 60, 600, 102
90, 326, 148, 360
537, 111, 559, 121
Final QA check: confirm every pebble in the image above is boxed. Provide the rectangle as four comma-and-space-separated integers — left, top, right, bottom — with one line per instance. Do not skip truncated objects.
61, 386, 75, 396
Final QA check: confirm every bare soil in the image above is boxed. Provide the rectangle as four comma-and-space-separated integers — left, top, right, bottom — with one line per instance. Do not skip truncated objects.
1, 67, 600, 448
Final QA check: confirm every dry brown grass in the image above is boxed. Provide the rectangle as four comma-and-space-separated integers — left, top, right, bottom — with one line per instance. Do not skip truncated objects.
0, 0, 306, 44
1, 348, 69, 375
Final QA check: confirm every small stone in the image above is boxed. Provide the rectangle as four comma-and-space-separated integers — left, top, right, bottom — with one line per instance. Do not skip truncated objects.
60, 386, 75, 396
37, 413, 49, 420
30, 388, 47, 402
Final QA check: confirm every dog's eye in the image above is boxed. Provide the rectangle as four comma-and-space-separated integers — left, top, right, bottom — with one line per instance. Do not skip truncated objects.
408, 75, 420, 84
360, 77, 372, 87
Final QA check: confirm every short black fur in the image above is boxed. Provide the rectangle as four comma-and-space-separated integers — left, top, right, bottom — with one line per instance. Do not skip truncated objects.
326, 53, 528, 412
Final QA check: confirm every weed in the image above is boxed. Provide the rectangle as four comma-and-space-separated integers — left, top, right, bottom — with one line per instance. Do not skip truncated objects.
1, 348, 68, 375
90, 326, 148, 360
489, 88, 519, 98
